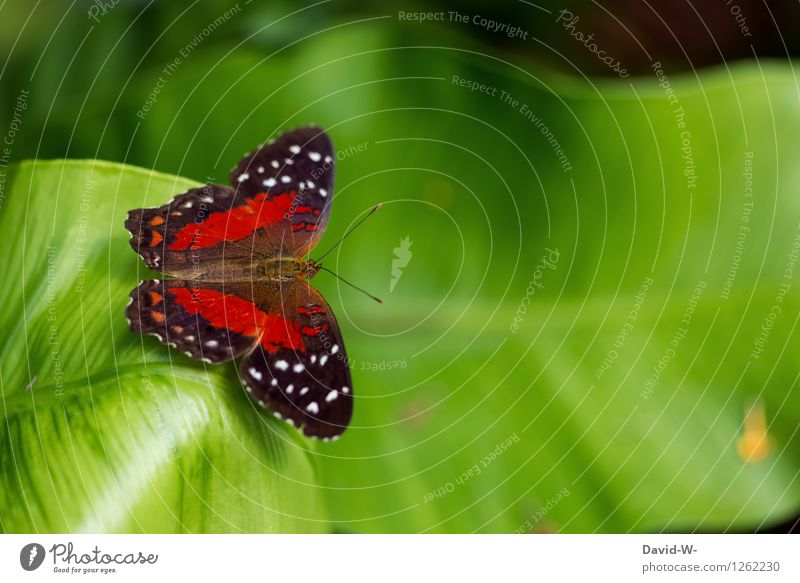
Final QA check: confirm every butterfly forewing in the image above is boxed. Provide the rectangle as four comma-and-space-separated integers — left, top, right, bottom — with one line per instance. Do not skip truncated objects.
230, 125, 335, 257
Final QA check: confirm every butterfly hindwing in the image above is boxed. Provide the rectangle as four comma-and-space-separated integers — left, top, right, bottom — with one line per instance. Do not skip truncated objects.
240, 280, 353, 440
126, 279, 262, 363
230, 125, 335, 256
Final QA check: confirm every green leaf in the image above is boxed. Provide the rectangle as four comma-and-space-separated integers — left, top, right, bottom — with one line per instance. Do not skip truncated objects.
0, 161, 326, 533
3, 19, 800, 534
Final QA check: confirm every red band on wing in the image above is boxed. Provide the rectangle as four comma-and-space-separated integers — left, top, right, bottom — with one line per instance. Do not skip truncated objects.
169, 287, 306, 352
168, 192, 294, 251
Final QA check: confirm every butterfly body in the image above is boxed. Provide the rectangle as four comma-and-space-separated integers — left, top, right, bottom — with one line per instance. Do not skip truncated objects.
125, 126, 355, 440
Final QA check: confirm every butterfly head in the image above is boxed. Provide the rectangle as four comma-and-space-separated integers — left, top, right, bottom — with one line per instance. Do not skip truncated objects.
303, 258, 321, 280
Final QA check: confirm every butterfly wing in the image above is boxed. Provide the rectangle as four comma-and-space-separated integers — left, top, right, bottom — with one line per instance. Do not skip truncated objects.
126, 126, 335, 276
127, 278, 353, 439
241, 279, 353, 440
126, 279, 279, 363
230, 125, 335, 257
125, 183, 290, 277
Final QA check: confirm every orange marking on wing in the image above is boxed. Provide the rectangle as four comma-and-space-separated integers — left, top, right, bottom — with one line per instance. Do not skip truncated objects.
149, 231, 164, 246
149, 216, 165, 226
148, 291, 164, 305
150, 310, 165, 323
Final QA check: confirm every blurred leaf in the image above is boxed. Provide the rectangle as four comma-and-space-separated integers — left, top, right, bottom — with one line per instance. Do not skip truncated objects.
1, 9, 800, 534
0, 161, 326, 533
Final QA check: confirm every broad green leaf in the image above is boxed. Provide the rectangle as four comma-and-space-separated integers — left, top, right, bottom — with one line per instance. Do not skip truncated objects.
2, 17, 800, 534
0, 161, 326, 533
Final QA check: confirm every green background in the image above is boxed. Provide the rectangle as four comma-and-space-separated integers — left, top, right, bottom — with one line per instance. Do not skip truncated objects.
1, 1, 799, 533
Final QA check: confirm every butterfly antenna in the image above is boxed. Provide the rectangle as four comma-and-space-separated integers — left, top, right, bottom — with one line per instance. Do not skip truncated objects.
319, 266, 383, 304
315, 203, 381, 263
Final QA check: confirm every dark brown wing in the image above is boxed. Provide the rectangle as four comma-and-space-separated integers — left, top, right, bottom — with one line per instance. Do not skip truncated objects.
230, 125, 335, 257
240, 279, 353, 440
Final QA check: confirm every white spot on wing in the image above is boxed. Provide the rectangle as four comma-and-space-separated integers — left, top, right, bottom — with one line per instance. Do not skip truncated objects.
281, 175, 291, 184
237, 173, 249, 183
275, 360, 289, 371
308, 151, 321, 162
264, 177, 276, 187
206, 340, 219, 348
300, 387, 309, 396
319, 188, 327, 197
326, 390, 338, 402
293, 363, 304, 373
249, 367, 263, 381
289, 145, 301, 154
306, 401, 319, 414
331, 344, 339, 354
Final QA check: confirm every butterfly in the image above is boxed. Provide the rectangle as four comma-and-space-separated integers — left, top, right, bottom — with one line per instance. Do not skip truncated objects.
125, 126, 358, 440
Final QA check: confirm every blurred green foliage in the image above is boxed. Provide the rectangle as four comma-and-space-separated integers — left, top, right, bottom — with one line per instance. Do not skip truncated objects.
1, 1, 799, 533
